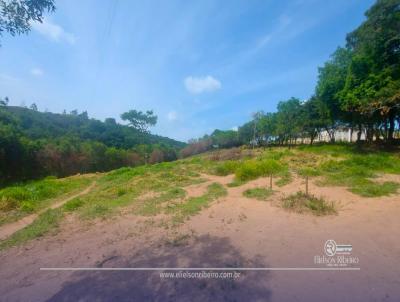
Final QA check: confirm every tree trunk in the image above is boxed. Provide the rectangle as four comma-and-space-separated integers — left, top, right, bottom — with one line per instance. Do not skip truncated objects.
388, 111, 395, 143
357, 124, 362, 142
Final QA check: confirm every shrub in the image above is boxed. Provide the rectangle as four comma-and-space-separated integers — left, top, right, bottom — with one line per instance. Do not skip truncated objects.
281, 192, 336, 216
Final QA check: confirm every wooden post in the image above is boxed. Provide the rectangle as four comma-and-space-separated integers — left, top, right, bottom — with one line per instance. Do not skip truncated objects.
270, 173, 272, 189
306, 176, 309, 195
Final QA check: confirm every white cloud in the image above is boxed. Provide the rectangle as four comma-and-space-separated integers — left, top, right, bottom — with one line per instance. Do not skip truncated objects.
32, 19, 76, 45
167, 110, 178, 121
184, 75, 221, 94
30, 68, 44, 76
232, 126, 238, 131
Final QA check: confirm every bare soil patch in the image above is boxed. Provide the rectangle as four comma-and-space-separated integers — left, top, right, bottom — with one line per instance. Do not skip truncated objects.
0, 174, 399, 301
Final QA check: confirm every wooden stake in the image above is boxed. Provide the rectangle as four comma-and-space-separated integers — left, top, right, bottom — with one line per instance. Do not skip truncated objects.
306, 176, 309, 195
270, 173, 272, 189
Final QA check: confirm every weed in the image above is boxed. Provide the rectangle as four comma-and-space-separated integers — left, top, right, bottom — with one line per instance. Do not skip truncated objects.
243, 188, 273, 201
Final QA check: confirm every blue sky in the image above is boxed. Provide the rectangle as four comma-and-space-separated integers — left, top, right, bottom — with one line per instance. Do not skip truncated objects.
0, 0, 375, 141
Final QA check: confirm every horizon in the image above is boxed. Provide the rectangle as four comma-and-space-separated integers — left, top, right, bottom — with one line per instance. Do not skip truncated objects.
0, 0, 375, 142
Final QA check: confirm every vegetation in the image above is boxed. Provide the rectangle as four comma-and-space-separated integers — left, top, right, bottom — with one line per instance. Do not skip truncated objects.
171, 183, 227, 224
0, 208, 63, 250
0, 0, 56, 46
0, 144, 399, 249
0, 106, 185, 184
180, 0, 400, 159
0, 176, 93, 225
243, 188, 274, 201
281, 192, 337, 216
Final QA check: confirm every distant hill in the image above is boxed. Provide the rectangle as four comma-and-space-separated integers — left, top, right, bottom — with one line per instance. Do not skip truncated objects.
0, 106, 185, 184
4, 106, 185, 149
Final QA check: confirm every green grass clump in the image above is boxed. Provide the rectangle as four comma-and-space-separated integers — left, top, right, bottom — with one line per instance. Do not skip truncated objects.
214, 160, 241, 176
243, 188, 273, 201
317, 152, 400, 197
0, 208, 63, 250
235, 159, 284, 181
227, 179, 247, 187
172, 183, 227, 223
0, 177, 92, 226
63, 198, 84, 212
282, 192, 336, 216
350, 181, 399, 197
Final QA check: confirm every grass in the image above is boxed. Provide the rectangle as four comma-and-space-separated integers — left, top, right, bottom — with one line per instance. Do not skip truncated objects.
0, 176, 93, 226
63, 198, 85, 212
350, 181, 399, 197
275, 171, 293, 187
281, 192, 336, 216
0, 208, 63, 250
243, 188, 273, 201
315, 153, 400, 197
214, 160, 241, 176
72, 160, 206, 219
136, 187, 186, 216
235, 159, 285, 181
1, 143, 399, 249
172, 183, 227, 223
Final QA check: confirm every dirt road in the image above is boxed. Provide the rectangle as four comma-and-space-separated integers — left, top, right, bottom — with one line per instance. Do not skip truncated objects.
0, 176, 399, 301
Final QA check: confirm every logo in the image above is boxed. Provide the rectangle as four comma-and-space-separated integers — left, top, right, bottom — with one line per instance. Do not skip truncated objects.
314, 239, 358, 267
324, 240, 336, 256
324, 239, 352, 256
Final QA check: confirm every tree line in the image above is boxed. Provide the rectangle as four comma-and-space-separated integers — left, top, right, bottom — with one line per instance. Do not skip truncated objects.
181, 0, 400, 157
0, 104, 184, 185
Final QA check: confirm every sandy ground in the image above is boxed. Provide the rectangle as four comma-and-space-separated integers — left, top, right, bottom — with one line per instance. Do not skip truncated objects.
0, 174, 399, 301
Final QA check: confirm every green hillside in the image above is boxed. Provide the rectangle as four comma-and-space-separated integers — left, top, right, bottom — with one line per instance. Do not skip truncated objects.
0, 106, 185, 184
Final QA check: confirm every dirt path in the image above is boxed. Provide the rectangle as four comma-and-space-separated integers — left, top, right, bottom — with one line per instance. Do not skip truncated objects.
0, 181, 96, 241
0, 175, 399, 301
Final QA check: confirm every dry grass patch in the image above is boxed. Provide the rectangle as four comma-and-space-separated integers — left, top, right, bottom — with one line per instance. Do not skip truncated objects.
281, 192, 336, 216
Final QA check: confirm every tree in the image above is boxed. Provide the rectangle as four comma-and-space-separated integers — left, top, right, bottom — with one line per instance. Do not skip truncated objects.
30, 103, 38, 111
344, 0, 400, 142
0, 0, 56, 45
120, 109, 157, 133
0, 96, 9, 106
275, 98, 302, 145
316, 47, 353, 141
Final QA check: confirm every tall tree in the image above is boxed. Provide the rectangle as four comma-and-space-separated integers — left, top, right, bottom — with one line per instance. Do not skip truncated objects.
120, 110, 157, 133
